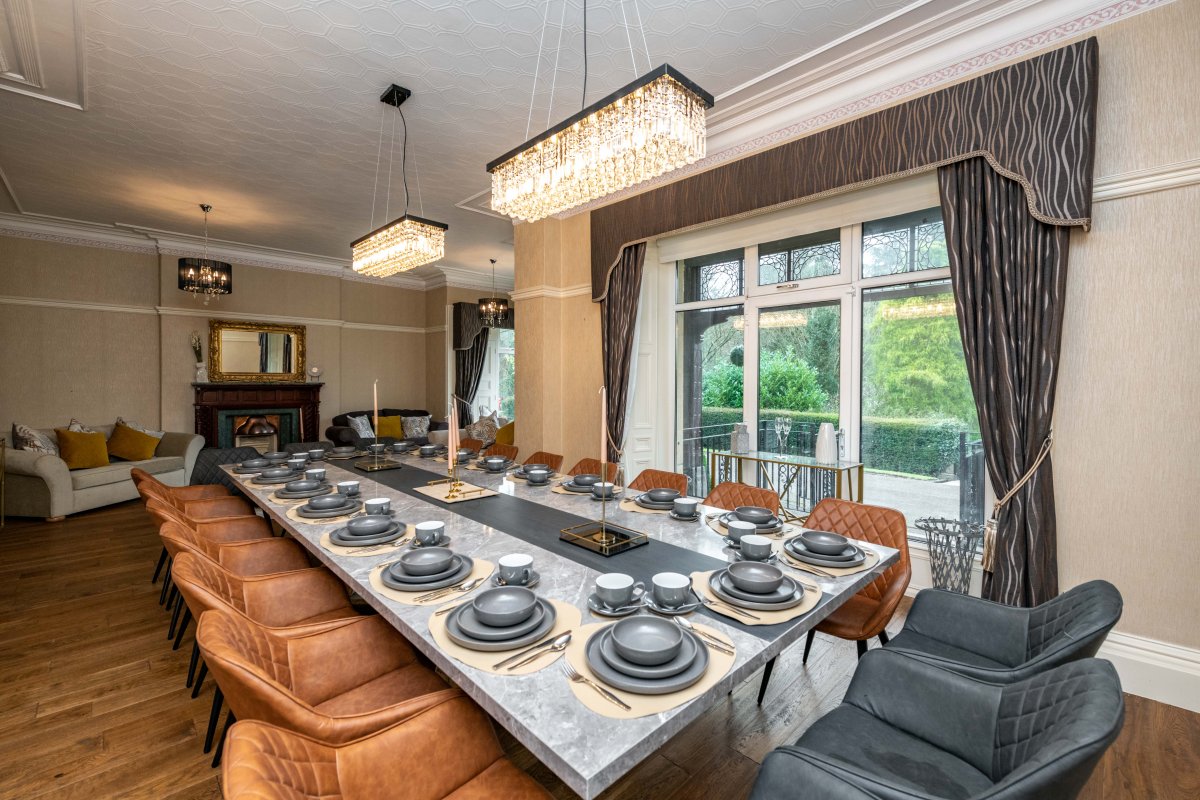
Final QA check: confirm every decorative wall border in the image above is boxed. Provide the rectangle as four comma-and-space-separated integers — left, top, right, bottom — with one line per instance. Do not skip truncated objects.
1091, 158, 1200, 202
508, 283, 593, 302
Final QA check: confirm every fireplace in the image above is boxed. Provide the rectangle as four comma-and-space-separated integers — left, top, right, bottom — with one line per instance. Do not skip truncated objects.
193, 382, 322, 448
233, 414, 280, 453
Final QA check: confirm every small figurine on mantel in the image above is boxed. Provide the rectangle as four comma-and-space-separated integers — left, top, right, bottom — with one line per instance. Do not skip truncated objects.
191, 331, 208, 383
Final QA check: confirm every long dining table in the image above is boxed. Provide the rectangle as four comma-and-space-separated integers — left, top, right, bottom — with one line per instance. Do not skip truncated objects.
222, 452, 898, 799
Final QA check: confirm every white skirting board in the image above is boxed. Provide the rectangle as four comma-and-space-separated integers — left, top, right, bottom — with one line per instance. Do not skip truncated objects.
903, 546, 1200, 713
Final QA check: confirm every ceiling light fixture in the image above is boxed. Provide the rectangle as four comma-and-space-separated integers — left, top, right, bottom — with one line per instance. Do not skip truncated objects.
177, 203, 232, 305
478, 258, 510, 327
487, 0, 713, 222
352, 84, 447, 277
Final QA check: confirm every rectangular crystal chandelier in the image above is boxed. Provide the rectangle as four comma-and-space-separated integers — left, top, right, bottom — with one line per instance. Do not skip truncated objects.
487, 65, 714, 223
351, 214, 448, 277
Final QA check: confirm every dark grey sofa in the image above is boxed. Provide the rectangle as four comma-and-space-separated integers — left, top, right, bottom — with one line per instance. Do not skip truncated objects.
324, 409, 447, 448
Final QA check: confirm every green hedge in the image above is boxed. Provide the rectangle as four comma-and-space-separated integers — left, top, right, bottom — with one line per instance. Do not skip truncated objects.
697, 407, 971, 477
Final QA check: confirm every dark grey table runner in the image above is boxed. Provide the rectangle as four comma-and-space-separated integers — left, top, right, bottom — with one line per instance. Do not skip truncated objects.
356, 462, 791, 639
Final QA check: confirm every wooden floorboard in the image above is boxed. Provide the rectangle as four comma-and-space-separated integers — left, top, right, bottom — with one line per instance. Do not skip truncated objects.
0, 501, 1196, 799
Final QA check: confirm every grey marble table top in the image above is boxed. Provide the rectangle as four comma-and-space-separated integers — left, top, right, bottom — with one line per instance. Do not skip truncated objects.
223, 457, 897, 799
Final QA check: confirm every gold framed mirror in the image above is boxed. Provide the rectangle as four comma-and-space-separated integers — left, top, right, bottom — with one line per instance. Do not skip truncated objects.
208, 319, 306, 383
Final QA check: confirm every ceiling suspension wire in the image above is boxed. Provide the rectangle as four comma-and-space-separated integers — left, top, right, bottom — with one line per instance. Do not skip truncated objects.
369, 103, 386, 229
384, 108, 397, 221
525, 0, 552, 140
618, 0, 638, 78
412, 133, 425, 216
631, 0, 651, 68
398, 106, 411, 214
581, 0, 588, 109
546, 0, 568, 127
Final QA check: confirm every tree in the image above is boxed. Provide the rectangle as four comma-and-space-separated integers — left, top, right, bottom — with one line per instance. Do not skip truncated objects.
759, 351, 828, 411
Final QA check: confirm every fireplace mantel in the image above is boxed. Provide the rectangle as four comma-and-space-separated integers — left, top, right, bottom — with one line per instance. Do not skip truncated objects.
192, 382, 322, 448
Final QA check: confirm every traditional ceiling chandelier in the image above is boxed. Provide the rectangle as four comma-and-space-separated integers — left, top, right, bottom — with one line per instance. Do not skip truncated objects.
478, 258, 510, 327
352, 84, 447, 277
177, 203, 232, 305
487, 0, 713, 222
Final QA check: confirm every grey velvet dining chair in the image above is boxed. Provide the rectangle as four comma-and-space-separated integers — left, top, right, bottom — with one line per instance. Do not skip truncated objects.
750, 649, 1124, 800
883, 580, 1122, 684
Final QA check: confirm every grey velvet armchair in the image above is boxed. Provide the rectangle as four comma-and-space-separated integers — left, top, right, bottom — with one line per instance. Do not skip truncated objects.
884, 580, 1122, 684
750, 649, 1124, 800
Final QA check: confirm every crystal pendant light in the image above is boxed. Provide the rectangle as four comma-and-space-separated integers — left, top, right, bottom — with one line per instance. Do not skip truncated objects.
352, 85, 447, 277
487, 1, 713, 222
177, 204, 232, 305
478, 259, 510, 327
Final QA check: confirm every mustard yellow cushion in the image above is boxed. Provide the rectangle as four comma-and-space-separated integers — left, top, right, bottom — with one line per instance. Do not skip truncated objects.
495, 421, 515, 446
107, 422, 162, 462
55, 428, 110, 470
376, 415, 404, 440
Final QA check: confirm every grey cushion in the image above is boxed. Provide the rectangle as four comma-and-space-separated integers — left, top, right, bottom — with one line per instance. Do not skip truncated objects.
70, 457, 184, 490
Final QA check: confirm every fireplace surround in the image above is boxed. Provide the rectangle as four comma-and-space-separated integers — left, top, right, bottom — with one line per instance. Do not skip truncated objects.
193, 382, 322, 449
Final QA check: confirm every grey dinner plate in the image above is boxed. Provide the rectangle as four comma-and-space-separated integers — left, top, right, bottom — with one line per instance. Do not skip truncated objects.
453, 598, 549, 642
585, 628, 708, 695
381, 556, 473, 591
719, 511, 783, 533
329, 524, 404, 547
635, 495, 676, 510
252, 473, 302, 485
598, 627, 699, 680
296, 500, 362, 519
715, 570, 802, 605
274, 484, 333, 500
233, 466, 267, 475
384, 554, 467, 585
708, 572, 805, 611
445, 601, 557, 652
786, 538, 862, 562
784, 539, 866, 568
559, 481, 594, 493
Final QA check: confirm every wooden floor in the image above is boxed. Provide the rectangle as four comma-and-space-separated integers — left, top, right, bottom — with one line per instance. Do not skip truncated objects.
1, 502, 1196, 799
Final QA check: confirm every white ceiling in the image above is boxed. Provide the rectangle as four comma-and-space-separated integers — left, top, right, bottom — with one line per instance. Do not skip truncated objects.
0, 0, 932, 280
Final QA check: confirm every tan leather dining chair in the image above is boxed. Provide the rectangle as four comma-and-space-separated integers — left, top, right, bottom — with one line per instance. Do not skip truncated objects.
458, 437, 485, 453
223, 693, 554, 800
481, 442, 519, 461
134, 468, 241, 585
198, 610, 451, 746
756, 498, 910, 705
567, 457, 619, 482
523, 451, 565, 473
703, 481, 781, 513
628, 468, 689, 496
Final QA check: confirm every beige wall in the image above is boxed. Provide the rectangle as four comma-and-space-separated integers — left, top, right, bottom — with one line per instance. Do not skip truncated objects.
424, 286, 507, 417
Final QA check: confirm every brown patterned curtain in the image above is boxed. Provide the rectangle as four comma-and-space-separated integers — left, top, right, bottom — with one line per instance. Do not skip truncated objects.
939, 157, 1069, 607
601, 243, 647, 462
453, 327, 489, 425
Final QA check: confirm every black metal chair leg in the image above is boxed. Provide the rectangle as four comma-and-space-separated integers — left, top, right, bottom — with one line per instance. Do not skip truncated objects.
158, 559, 173, 605
878, 630, 890, 646
856, 639, 868, 658
191, 662, 208, 698
757, 657, 776, 705
211, 710, 236, 768
167, 594, 183, 639
203, 687, 224, 754
152, 546, 168, 584
187, 640, 200, 688
173, 607, 192, 650
165, 582, 178, 612
801, 629, 816, 664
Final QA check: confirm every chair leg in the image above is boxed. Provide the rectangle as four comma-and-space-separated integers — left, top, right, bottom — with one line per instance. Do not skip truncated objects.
203, 687, 224, 753
878, 630, 889, 646
152, 546, 168, 584
856, 639, 868, 659
186, 640, 200, 688
211, 710, 236, 768
757, 657, 776, 705
158, 560, 173, 605
173, 607, 192, 650
192, 662, 208, 698
167, 594, 183, 640
801, 629, 816, 664
165, 582, 178, 612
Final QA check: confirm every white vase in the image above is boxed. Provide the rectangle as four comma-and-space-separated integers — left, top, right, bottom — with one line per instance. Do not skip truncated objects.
731, 423, 750, 454
194, 361, 208, 383
815, 423, 837, 463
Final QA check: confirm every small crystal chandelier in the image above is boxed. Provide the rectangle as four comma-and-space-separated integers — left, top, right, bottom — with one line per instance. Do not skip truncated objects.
177, 204, 232, 305
487, 1, 713, 222
352, 85, 447, 277
478, 259, 510, 327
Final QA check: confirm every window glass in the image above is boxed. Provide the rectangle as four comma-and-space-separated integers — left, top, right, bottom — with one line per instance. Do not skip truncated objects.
675, 304, 743, 498
862, 207, 948, 278
676, 249, 744, 303
756, 302, 840, 455
758, 229, 840, 285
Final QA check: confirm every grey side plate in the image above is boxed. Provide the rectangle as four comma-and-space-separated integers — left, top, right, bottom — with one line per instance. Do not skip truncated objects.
715, 570, 802, 605
445, 601, 557, 652
274, 485, 334, 500
453, 598, 549, 642
708, 572, 805, 612
381, 556, 474, 592
384, 554, 467, 585
329, 525, 404, 547
783, 539, 866, 568
598, 627, 699, 680
584, 627, 708, 695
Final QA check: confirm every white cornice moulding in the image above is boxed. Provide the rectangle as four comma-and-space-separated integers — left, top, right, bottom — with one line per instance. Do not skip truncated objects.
1092, 158, 1200, 202
0, 212, 156, 253
429, 265, 514, 292
509, 284, 592, 302
156, 306, 437, 335
0, 294, 157, 316
341, 320, 427, 335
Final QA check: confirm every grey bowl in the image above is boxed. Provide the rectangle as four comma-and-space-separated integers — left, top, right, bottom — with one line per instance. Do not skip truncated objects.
330, 446, 357, 454
240, 458, 269, 468
523, 463, 549, 473
484, 459, 509, 473
572, 473, 600, 487
646, 488, 681, 503
260, 467, 295, 478
610, 616, 684, 666
308, 494, 351, 510
727, 561, 785, 594
526, 470, 550, 485
801, 530, 850, 555
735, 506, 774, 524
399, 546, 455, 576
263, 451, 289, 461
471, 586, 538, 627
345, 515, 393, 537
284, 479, 321, 492
420, 445, 438, 454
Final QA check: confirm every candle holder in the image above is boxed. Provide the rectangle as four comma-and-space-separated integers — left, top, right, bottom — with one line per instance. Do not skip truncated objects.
559, 456, 649, 556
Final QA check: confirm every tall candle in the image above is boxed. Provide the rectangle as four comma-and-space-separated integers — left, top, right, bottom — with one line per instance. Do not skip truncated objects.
449, 400, 458, 455
373, 379, 378, 434
599, 385, 608, 464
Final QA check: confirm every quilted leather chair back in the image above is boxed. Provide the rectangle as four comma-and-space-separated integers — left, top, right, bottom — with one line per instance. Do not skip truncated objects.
567, 458, 619, 481
1025, 580, 1123, 662
703, 482, 781, 514
628, 469, 689, 495
173, 552, 249, 615
159, 520, 222, 561
145, 497, 190, 529
482, 443, 519, 461
806, 498, 910, 605
458, 437, 485, 454
524, 451, 565, 472
199, 609, 293, 689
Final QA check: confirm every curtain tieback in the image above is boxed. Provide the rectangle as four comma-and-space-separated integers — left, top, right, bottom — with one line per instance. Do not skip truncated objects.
982, 431, 1054, 573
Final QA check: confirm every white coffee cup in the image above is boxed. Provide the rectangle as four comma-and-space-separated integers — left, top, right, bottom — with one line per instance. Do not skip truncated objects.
364, 498, 391, 516
740, 534, 773, 561
498, 553, 534, 585
337, 480, 360, 497
595, 573, 644, 608
415, 520, 444, 545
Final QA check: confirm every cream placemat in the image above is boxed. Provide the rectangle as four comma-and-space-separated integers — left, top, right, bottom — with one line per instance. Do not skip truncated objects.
428, 599, 581, 676
411, 481, 498, 504
690, 570, 821, 626
561, 622, 736, 719
776, 537, 881, 577
618, 497, 670, 515
705, 514, 796, 539
368, 558, 495, 606
285, 504, 362, 525
319, 524, 415, 557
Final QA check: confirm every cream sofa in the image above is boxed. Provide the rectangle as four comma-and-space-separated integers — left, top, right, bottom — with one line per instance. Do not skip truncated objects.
5, 425, 204, 521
